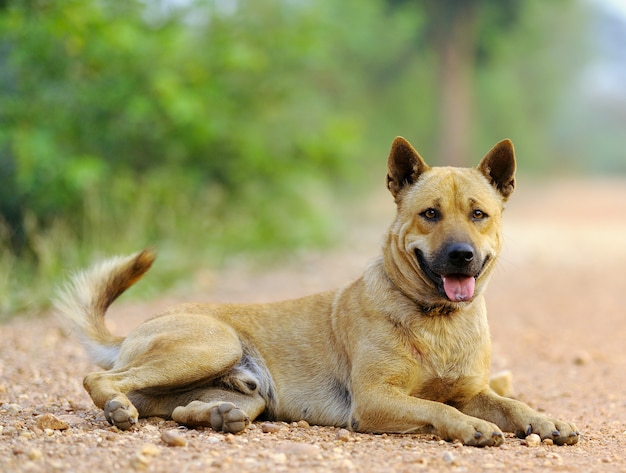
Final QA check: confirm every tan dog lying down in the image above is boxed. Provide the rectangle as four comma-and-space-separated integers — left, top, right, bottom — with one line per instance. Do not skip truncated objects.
56, 137, 579, 447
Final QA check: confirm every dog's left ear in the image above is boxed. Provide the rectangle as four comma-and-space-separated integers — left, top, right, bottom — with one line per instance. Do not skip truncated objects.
478, 139, 516, 201
387, 136, 430, 201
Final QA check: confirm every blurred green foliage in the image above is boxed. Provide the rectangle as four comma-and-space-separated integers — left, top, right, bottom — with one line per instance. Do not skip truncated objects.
0, 0, 599, 315
1, 0, 360, 239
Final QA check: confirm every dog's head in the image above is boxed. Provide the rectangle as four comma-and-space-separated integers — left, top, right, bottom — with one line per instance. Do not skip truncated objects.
384, 137, 515, 311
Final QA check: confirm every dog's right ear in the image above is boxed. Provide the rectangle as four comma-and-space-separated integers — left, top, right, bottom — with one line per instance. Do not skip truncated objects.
477, 139, 516, 201
386, 137, 430, 200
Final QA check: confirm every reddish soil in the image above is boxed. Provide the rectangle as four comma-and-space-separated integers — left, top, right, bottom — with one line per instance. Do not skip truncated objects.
1, 178, 625, 472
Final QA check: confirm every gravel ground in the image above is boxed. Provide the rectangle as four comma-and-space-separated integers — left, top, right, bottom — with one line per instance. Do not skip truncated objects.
1, 178, 626, 472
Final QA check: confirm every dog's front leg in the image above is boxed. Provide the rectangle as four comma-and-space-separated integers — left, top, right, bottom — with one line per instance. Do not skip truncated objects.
459, 390, 579, 445
352, 387, 504, 447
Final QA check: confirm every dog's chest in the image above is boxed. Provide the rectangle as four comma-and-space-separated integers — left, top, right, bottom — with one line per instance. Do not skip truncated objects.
406, 314, 489, 401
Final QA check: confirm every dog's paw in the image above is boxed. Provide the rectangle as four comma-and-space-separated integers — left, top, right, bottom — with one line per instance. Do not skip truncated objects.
104, 397, 139, 430
516, 416, 579, 446
172, 400, 250, 433
443, 418, 504, 447
209, 402, 250, 434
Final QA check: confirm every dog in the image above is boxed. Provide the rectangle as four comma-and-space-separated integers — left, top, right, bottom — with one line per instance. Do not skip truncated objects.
56, 137, 579, 447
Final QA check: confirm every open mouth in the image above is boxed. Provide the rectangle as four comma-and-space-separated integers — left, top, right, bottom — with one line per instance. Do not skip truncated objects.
415, 250, 487, 302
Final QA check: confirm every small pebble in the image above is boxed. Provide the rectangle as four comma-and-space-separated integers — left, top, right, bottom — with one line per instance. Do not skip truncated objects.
336, 428, 351, 442
542, 438, 554, 446
161, 429, 187, 447
573, 351, 592, 365
2, 403, 22, 415
275, 442, 320, 457
547, 452, 563, 464
270, 453, 287, 464
130, 453, 150, 470
525, 433, 541, 447
261, 422, 283, 433
27, 448, 43, 461
12, 445, 27, 455
296, 419, 310, 428
139, 443, 160, 457
36, 414, 69, 431
340, 459, 355, 470
57, 414, 87, 426
443, 451, 455, 463
3, 426, 17, 436
48, 460, 64, 471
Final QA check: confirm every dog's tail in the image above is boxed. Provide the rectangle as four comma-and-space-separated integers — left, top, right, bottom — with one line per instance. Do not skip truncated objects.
55, 249, 156, 370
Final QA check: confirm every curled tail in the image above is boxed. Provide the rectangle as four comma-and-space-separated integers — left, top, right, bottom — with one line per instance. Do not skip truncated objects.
55, 249, 156, 369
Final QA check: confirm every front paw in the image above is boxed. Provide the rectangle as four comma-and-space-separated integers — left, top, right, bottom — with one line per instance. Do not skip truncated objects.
443, 417, 505, 447
104, 397, 139, 430
517, 417, 579, 446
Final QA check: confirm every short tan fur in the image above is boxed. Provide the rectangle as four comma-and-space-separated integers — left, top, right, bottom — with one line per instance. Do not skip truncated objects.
56, 137, 578, 447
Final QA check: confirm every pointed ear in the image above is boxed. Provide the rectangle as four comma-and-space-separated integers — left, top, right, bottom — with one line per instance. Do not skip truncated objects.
386, 137, 430, 200
477, 139, 516, 201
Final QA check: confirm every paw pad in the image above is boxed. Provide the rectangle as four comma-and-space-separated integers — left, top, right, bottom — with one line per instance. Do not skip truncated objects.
104, 398, 138, 430
209, 402, 250, 434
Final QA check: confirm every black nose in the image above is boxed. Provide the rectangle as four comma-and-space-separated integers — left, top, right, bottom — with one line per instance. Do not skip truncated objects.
447, 243, 475, 265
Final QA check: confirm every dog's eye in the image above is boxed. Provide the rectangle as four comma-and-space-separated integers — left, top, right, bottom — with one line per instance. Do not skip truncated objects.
421, 208, 439, 221
472, 209, 487, 220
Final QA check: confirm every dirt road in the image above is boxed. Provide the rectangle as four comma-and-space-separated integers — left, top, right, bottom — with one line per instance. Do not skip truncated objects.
1, 178, 625, 472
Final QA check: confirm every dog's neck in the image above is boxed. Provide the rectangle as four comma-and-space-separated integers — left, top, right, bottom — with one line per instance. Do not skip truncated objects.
379, 254, 459, 317
365, 257, 463, 318
414, 301, 460, 317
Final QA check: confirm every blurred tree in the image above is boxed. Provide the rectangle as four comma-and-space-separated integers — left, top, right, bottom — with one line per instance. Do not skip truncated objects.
389, 0, 520, 166
387, 0, 585, 166
388, 0, 522, 165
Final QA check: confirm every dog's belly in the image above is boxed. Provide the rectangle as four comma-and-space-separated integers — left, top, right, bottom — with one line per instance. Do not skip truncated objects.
270, 375, 353, 427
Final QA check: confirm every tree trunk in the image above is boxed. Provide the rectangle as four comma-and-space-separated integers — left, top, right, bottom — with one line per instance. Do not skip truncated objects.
432, 3, 479, 166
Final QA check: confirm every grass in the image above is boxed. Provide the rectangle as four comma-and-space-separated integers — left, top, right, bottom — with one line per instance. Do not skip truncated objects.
0, 175, 348, 321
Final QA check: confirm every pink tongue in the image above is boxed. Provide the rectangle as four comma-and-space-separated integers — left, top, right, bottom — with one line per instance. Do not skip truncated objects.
442, 275, 475, 302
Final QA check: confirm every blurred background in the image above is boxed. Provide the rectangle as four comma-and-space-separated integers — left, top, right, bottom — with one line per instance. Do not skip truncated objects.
0, 0, 625, 316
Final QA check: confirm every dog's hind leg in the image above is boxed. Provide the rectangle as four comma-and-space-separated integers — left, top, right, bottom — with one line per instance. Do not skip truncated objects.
128, 363, 270, 433
170, 388, 267, 433
83, 371, 140, 430
83, 313, 246, 430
